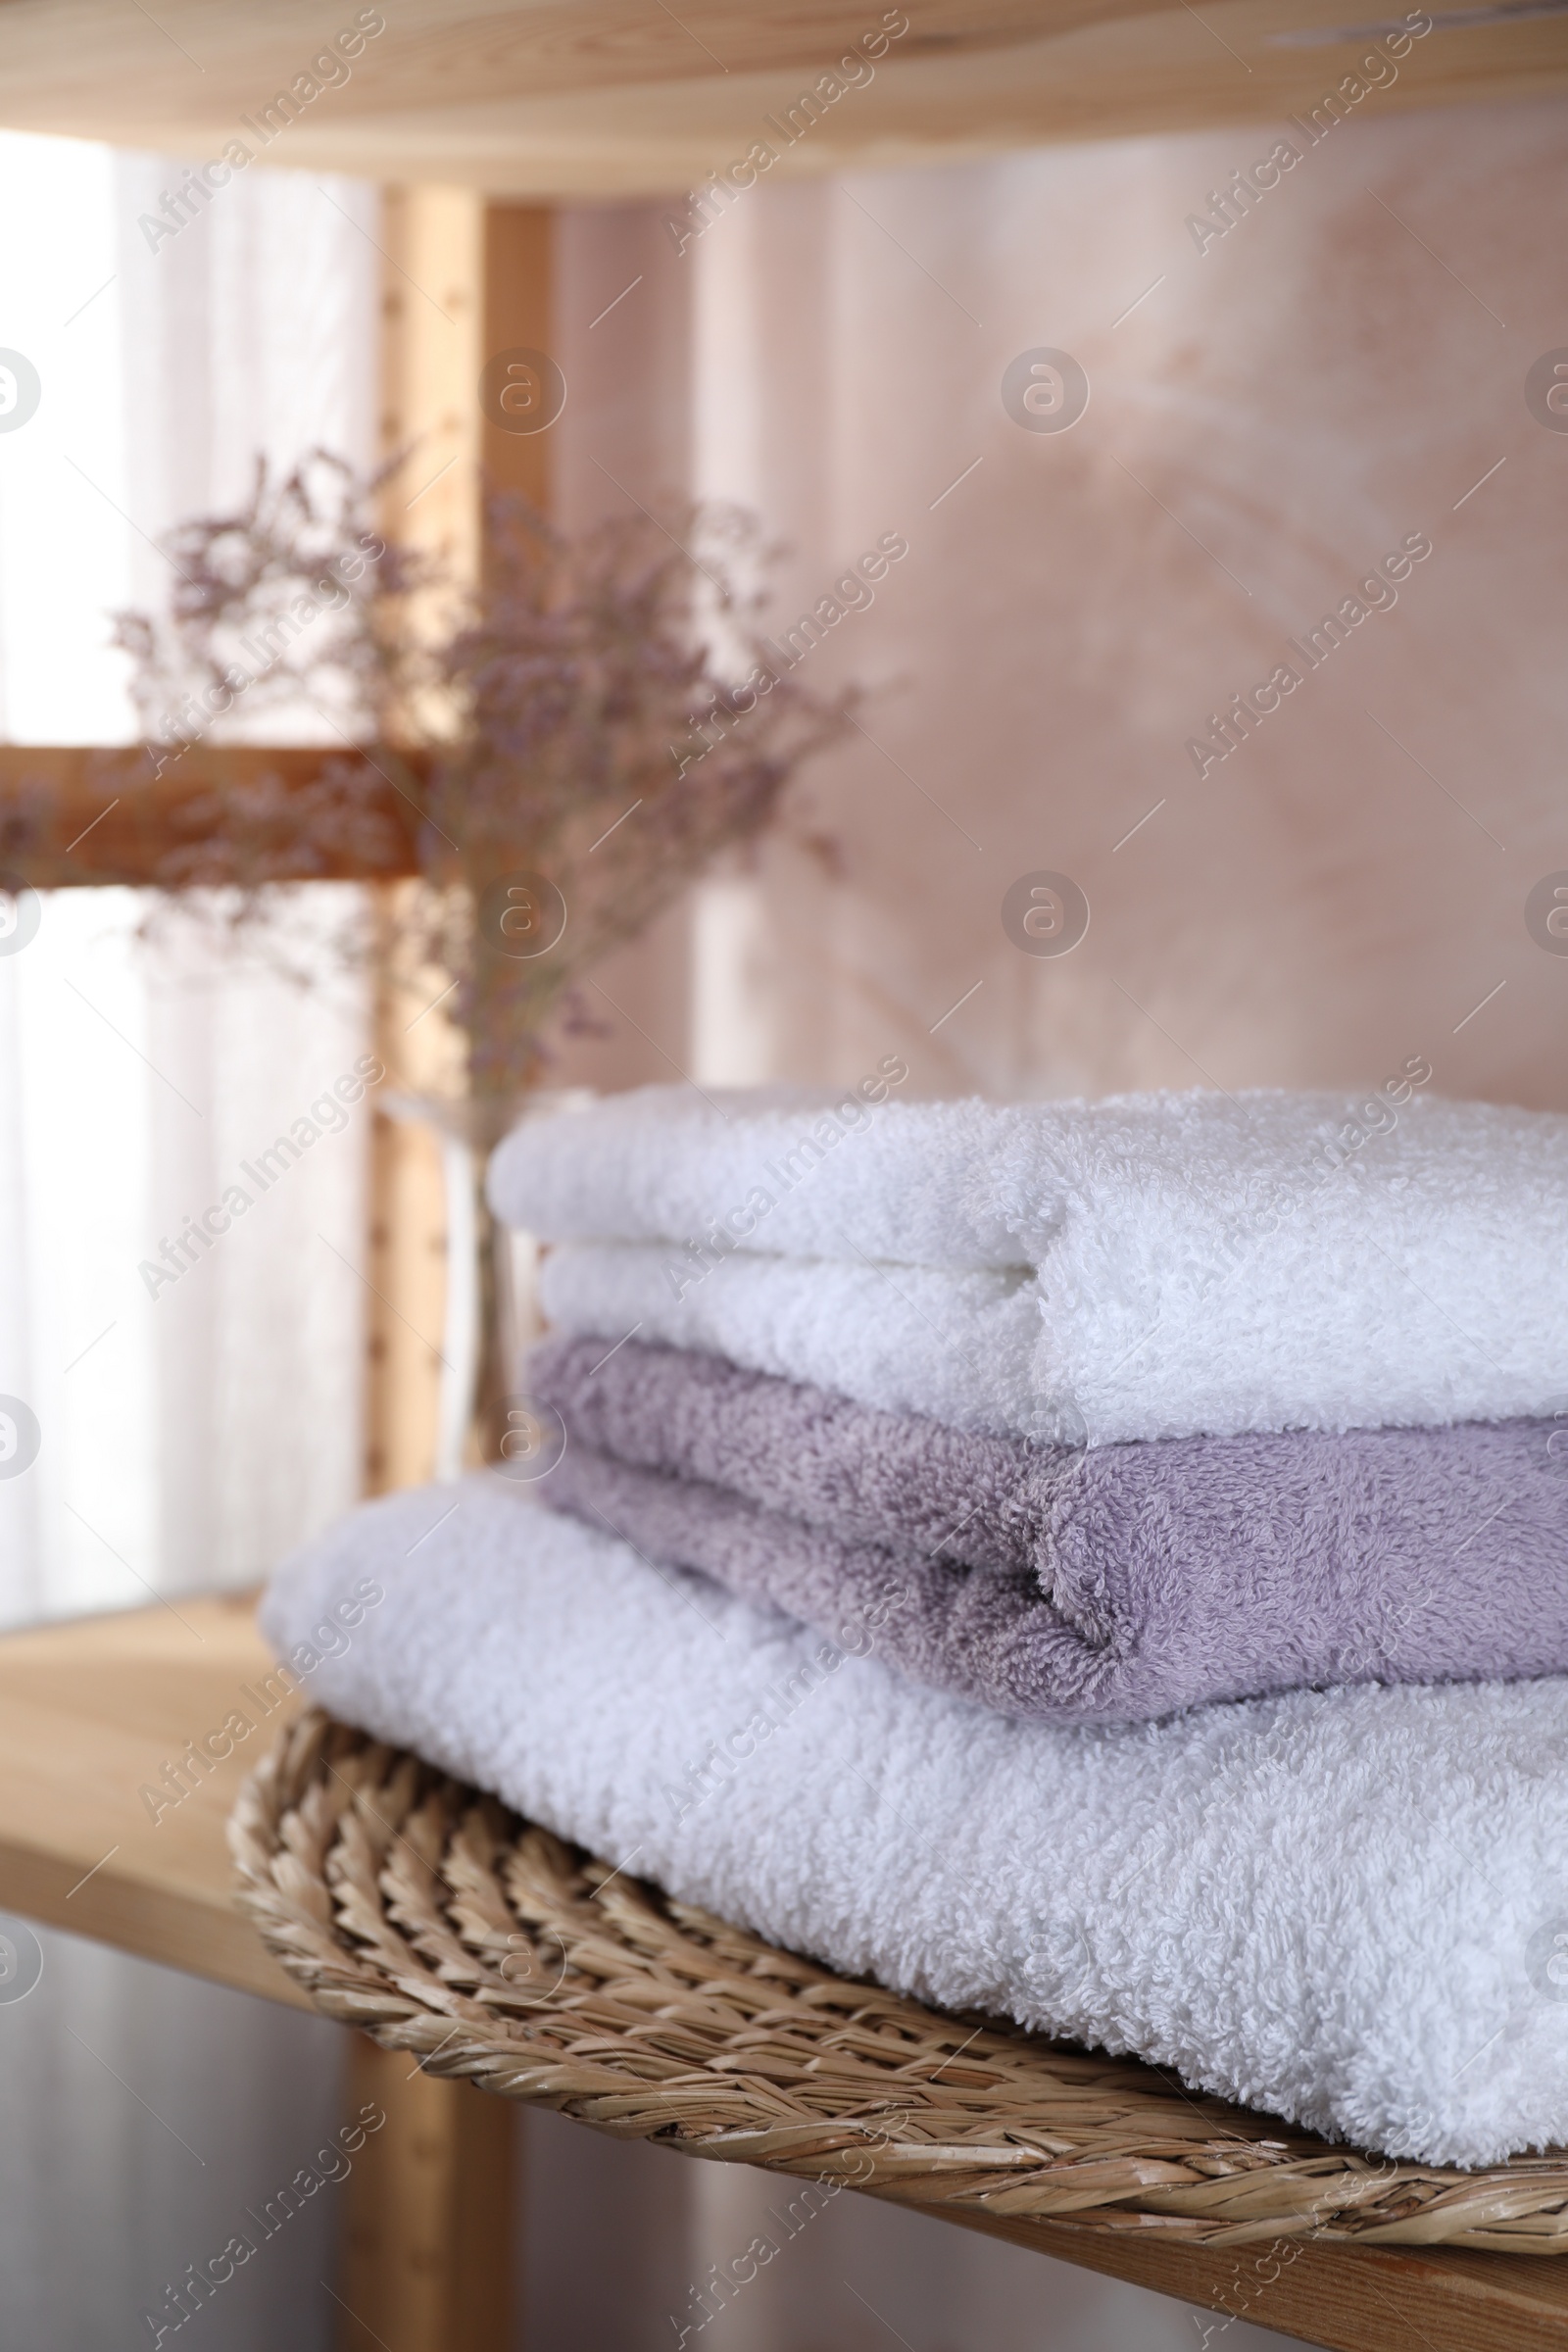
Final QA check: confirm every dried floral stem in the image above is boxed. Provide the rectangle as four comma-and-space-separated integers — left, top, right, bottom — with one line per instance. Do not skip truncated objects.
114, 453, 855, 1129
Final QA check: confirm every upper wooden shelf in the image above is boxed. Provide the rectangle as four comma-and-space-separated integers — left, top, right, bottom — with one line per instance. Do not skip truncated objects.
0, 0, 1561, 191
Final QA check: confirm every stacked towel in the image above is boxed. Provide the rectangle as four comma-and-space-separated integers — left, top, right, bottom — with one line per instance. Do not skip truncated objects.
502, 1082, 1568, 1724
265, 1082, 1568, 2161
527, 1329, 1568, 1722
490, 1078, 1568, 1444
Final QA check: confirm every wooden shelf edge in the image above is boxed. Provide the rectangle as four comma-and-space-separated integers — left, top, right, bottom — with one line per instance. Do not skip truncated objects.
0, 1829, 315, 2010
926, 2193, 1568, 2351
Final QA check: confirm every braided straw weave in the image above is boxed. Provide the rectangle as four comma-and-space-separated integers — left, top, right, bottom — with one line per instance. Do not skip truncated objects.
230, 1710, 1568, 2253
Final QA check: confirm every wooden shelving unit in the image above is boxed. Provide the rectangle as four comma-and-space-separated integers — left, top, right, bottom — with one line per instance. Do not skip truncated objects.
0, 0, 1563, 194
0, 10, 1564, 2345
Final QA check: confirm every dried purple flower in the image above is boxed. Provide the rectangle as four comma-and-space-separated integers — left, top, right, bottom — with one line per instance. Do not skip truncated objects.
114, 456, 854, 1128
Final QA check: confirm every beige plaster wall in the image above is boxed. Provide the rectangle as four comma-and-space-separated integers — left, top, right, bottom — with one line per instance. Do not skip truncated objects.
554, 95, 1568, 1115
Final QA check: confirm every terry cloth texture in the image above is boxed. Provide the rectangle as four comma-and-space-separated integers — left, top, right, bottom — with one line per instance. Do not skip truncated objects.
263, 1479, 1568, 2167
490, 1082, 1568, 1444
529, 1332, 1568, 1722
538, 1241, 1051, 1439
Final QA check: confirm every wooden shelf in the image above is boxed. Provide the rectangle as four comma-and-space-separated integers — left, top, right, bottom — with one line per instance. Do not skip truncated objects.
0, 1591, 313, 2007
954, 2210, 1568, 2352
0, 744, 423, 888
0, 0, 1561, 191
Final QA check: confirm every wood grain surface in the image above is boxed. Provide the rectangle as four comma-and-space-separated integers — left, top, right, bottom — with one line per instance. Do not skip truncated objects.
0, 0, 1560, 193
0, 1592, 311, 2005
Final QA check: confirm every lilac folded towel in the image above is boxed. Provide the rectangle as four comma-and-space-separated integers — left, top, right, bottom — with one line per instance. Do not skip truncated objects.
527, 1333, 1568, 1722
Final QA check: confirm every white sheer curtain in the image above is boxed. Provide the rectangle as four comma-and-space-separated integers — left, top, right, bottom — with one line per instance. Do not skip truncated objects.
0, 134, 376, 1625
0, 131, 375, 2347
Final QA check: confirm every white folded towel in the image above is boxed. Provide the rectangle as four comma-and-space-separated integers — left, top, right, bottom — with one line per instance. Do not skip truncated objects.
538, 1242, 1051, 1439
494, 1084, 1568, 1444
264, 1480, 1568, 2166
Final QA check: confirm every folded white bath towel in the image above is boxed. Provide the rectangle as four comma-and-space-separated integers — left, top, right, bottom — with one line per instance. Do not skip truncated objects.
508, 1081, 1568, 1444
264, 1479, 1568, 2167
538, 1242, 1054, 1439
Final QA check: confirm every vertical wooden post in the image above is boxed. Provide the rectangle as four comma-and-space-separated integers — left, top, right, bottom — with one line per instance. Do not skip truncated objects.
363, 886, 458, 1500
360, 197, 557, 1501
481, 207, 557, 526
363, 182, 484, 1502
470, 203, 558, 1412
380, 182, 484, 588
335, 2041, 515, 2352
336, 184, 550, 2352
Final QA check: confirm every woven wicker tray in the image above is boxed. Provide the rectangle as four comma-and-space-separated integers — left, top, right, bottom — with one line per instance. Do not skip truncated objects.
230, 1710, 1568, 2253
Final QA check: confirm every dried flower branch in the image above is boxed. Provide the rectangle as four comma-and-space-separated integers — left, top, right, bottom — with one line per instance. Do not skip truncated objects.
114, 454, 854, 1134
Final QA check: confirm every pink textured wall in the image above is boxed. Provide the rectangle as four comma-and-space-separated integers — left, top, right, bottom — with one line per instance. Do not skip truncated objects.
554, 95, 1568, 1114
